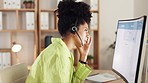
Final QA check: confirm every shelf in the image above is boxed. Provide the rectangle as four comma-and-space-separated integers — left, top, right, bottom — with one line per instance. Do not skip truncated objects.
18, 9, 35, 12
40, 48, 45, 52
41, 29, 58, 32
0, 9, 35, 12
0, 30, 35, 32
87, 64, 98, 68
0, 49, 11, 52
0, 0, 37, 66
0, 9, 16, 12
89, 29, 98, 31
0, 30, 12, 32
11, 30, 35, 32
90, 10, 99, 13
40, 9, 57, 12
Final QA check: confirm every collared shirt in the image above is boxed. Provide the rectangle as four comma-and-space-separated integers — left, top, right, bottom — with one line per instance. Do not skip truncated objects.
26, 38, 91, 83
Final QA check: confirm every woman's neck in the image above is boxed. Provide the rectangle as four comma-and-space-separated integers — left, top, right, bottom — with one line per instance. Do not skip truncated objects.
62, 36, 75, 51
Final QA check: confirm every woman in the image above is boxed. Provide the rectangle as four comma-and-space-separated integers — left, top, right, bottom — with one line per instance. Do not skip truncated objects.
26, 0, 92, 83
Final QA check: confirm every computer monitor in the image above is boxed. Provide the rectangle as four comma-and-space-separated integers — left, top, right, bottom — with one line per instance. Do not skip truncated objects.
112, 16, 147, 83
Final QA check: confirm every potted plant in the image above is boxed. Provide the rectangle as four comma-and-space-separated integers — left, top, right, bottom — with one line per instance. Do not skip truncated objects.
28, 0, 34, 8
87, 54, 93, 65
108, 31, 117, 49
22, 0, 27, 8
23, 0, 34, 8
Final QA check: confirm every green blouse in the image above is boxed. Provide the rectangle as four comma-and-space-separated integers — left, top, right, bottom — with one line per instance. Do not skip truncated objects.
26, 38, 91, 83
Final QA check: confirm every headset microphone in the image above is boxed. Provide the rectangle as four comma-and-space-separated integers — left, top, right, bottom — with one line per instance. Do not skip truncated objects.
71, 26, 84, 46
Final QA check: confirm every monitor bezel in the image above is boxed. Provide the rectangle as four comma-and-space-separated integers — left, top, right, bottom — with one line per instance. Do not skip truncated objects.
112, 15, 147, 83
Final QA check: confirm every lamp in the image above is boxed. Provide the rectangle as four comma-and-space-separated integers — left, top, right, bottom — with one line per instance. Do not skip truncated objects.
12, 42, 22, 63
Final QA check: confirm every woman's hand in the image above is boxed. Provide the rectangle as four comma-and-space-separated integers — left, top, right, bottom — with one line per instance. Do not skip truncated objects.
77, 36, 92, 62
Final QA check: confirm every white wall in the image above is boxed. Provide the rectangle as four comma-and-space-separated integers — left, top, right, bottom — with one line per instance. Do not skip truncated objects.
134, 0, 148, 36
134, 0, 148, 17
99, 0, 134, 69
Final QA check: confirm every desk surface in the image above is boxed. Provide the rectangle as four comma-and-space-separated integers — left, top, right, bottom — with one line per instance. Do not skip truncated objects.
85, 70, 125, 83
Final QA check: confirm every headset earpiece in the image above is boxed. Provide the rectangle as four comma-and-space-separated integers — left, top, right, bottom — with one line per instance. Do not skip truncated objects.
70, 25, 77, 34
72, 26, 84, 46
70, 18, 78, 34
70, 18, 84, 46
71, 26, 77, 32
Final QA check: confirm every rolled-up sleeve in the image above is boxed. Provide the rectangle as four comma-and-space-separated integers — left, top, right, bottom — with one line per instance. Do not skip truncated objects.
72, 62, 92, 83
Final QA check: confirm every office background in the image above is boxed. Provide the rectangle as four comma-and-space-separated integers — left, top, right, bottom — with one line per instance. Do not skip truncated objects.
0, 0, 148, 83
0, 0, 148, 70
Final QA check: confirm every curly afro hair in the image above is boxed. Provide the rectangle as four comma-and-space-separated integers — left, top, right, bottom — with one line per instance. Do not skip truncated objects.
57, 0, 92, 37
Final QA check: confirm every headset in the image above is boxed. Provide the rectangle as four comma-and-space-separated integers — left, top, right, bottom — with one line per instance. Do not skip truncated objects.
70, 18, 84, 46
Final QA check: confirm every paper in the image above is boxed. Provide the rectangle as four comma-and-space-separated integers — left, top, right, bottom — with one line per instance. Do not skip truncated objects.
15, 0, 21, 9
0, 12, 2, 30
86, 73, 117, 82
41, 12, 49, 30
90, 13, 98, 30
26, 12, 34, 30
2, 52, 11, 68
0, 53, 2, 69
3, 0, 8, 8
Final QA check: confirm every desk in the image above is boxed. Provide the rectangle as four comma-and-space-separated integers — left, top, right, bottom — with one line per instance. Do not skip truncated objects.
85, 70, 125, 83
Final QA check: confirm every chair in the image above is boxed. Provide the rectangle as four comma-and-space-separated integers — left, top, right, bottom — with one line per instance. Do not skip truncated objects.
0, 63, 28, 83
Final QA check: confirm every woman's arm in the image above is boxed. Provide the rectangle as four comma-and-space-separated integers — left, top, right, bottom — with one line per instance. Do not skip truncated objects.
72, 62, 92, 83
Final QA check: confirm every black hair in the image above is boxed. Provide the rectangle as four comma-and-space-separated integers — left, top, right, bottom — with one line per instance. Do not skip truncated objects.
57, 0, 92, 37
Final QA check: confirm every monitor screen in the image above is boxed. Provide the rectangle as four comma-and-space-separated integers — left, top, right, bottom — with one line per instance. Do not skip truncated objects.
112, 16, 147, 83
